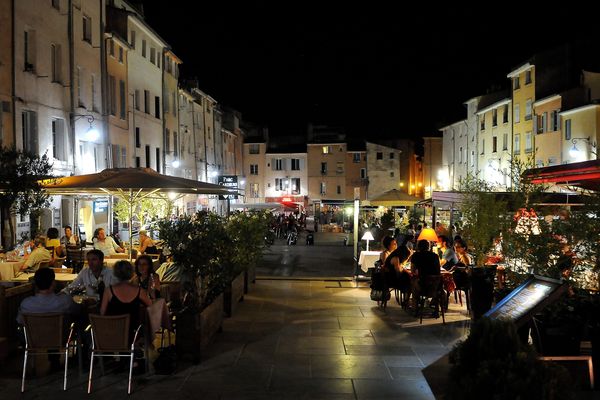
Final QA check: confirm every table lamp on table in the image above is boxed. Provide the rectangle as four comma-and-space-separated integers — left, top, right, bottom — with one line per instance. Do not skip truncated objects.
361, 231, 375, 251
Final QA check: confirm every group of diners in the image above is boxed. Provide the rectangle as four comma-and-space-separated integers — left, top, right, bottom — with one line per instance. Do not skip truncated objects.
377, 234, 473, 314
16, 225, 159, 273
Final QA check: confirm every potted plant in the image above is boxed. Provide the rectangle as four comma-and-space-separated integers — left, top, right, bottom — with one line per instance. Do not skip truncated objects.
158, 211, 229, 363
458, 174, 508, 318
226, 211, 272, 293
447, 318, 573, 400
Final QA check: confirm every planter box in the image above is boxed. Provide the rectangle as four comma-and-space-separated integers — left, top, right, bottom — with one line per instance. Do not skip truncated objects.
224, 272, 245, 317
176, 293, 224, 363
244, 265, 256, 294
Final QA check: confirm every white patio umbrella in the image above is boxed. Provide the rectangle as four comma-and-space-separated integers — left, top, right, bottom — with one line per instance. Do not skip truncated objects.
40, 168, 239, 258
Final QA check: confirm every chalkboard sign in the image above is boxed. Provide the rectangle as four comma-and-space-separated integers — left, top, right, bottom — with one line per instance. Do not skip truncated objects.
485, 275, 567, 327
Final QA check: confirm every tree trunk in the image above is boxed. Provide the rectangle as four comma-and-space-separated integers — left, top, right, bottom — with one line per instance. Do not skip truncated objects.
1, 206, 15, 250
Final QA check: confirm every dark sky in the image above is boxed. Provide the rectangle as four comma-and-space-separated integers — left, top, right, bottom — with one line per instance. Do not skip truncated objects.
143, 2, 596, 139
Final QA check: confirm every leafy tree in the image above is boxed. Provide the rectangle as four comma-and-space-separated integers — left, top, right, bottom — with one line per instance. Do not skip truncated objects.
0, 147, 53, 249
225, 210, 271, 279
458, 174, 507, 266
158, 211, 229, 310
113, 196, 173, 232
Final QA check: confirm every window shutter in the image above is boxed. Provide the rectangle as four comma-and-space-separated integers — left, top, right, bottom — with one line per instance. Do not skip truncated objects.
271, 158, 276, 171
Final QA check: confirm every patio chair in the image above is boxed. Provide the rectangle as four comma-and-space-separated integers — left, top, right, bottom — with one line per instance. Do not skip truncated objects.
87, 314, 142, 395
21, 313, 76, 392
416, 275, 446, 325
66, 246, 87, 272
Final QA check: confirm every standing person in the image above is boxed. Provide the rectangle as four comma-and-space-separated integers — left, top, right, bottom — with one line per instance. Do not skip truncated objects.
93, 228, 124, 256
133, 255, 161, 299
138, 230, 158, 255
65, 249, 116, 298
20, 237, 52, 272
453, 238, 473, 266
438, 235, 458, 271
61, 225, 80, 247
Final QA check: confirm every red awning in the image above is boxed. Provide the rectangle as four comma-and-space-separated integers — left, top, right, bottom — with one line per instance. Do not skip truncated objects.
525, 160, 600, 191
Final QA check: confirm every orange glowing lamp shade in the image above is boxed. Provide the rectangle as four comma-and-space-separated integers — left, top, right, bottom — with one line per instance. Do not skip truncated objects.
417, 228, 438, 242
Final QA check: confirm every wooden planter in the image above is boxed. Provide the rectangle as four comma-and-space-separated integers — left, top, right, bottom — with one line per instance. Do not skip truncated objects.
224, 272, 245, 317
244, 265, 256, 294
176, 293, 224, 364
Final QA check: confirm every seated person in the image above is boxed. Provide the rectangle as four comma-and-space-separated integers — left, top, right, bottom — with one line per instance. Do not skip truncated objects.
17, 268, 79, 324
438, 235, 458, 271
384, 244, 411, 294
410, 239, 442, 308
132, 255, 161, 299
155, 258, 182, 283
138, 230, 158, 255
92, 228, 124, 257
453, 238, 473, 266
46, 227, 63, 258
65, 249, 117, 298
60, 225, 80, 247
100, 260, 152, 340
20, 237, 52, 272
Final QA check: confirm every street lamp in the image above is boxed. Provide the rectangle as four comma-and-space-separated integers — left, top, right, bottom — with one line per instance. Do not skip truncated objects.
171, 159, 180, 168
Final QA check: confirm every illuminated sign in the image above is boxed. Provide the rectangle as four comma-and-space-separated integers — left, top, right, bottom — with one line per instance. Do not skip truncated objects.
94, 200, 109, 213
218, 175, 238, 200
281, 197, 292, 202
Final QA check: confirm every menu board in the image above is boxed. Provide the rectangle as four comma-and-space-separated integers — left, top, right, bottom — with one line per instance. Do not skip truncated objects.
485, 275, 566, 327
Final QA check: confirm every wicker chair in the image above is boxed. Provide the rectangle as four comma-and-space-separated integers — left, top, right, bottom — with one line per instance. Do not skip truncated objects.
21, 313, 76, 392
87, 314, 142, 394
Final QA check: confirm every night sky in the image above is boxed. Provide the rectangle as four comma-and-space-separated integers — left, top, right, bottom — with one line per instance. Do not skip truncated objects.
143, 2, 596, 139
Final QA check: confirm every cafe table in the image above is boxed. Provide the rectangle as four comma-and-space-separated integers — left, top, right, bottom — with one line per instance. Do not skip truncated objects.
11, 272, 78, 282
358, 251, 381, 273
0, 260, 24, 280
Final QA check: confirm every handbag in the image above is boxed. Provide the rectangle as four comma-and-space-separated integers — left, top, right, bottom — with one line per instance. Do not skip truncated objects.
370, 288, 390, 302
153, 345, 177, 375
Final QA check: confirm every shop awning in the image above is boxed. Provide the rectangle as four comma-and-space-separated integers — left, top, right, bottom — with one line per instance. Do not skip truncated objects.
524, 160, 600, 191
369, 189, 421, 207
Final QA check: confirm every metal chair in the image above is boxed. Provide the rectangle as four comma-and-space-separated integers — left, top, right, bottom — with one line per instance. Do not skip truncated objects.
21, 313, 76, 392
416, 275, 446, 325
87, 314, 142, 395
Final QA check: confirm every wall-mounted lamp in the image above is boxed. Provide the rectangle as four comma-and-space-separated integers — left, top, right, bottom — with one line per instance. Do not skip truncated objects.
74, 114, 99, 141
569, 137, 596, 159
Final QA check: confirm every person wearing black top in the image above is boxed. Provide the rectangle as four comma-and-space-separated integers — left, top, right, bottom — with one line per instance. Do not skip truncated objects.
384, 244, 412, 294
410, 240, 441, 310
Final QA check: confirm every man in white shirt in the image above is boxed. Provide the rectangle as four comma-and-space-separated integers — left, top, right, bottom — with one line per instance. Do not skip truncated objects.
92, 228, 124, 256
20, 237, 52, 272
17, 268, 79, 324
65, 249, 117, 297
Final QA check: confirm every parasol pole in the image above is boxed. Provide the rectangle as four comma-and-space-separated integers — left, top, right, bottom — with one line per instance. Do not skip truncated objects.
129, 188, 133, 261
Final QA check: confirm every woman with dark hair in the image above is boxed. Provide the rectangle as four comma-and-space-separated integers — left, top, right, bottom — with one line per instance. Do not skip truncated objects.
453, 238, 473, 266
133, 255, 161, 299
46, 227, 62, 258
379, 236, 397, 266
384, 243, 412, 303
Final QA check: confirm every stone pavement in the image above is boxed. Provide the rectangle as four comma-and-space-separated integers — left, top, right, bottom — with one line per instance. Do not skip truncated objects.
0, 279, 470, 400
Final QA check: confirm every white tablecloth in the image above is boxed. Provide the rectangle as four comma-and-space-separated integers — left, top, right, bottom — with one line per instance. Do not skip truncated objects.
11, 272, 78, 282
0, 261, 24, 280
358, 251, 381, 273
